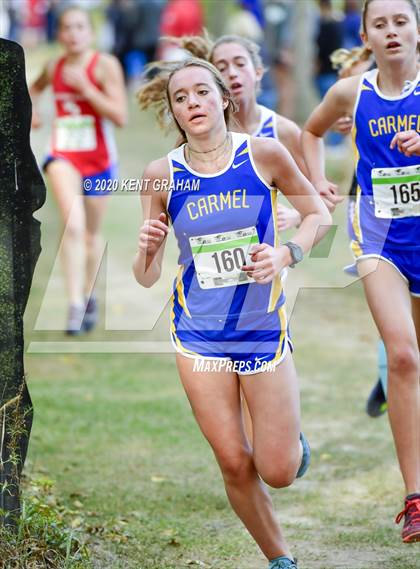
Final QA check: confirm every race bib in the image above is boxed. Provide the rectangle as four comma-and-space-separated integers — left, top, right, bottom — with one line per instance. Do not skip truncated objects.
372, 164, 420, 219
54, 115, 97, 152
190, 226, 260, 289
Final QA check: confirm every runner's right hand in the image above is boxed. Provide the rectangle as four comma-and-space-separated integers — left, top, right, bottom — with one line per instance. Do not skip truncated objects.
277, 204, 301, 230
314, 180, 344, 212
138, 213, 169, 257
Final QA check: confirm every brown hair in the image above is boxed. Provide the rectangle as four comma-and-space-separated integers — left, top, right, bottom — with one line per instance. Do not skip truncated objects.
137, 58, 236, 142
57, 4, 93, 29
161, 32, 213, 61
362, 0, 419, 33
166, 32, 264, 71
211, 35, 264, 70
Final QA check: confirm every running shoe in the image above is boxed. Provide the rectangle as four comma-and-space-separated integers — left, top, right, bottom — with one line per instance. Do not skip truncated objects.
82, 295, 98, 332
366, 378, 388, 418
65, 303, 85, 335
268, 556, 298, 568
396, 495, 420, 543
296, 432, 311, 479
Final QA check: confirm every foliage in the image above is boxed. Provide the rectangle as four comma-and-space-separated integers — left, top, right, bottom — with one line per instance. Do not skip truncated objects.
0, 476, 91, 569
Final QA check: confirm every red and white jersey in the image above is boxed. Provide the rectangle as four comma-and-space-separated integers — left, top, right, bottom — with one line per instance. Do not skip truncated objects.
49, 52, 117, 176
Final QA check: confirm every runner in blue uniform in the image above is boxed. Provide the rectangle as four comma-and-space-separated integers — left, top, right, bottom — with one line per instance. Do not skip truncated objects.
209, 35, 308, 230
167, 33, 342, 224
303, 0, 420, 544
134, 58, 331, 569
161, 33, 343, 440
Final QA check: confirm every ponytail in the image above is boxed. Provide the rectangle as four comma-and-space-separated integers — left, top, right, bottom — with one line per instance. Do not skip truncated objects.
137, 62, 175, 130
161, 32, 213, 61
330, 46, 372, 75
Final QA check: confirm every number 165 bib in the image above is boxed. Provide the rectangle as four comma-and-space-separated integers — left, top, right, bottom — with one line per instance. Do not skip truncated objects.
372, 164, 420, 219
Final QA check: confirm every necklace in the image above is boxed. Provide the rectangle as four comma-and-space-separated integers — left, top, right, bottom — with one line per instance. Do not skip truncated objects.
187, 133, 229, 154
186, 133, 231, 165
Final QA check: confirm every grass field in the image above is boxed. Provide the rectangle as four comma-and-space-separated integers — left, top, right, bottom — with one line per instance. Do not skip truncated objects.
17, 45, 420, 569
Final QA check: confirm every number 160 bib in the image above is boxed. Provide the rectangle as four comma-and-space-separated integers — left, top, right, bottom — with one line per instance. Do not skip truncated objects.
190, 226, 260, 290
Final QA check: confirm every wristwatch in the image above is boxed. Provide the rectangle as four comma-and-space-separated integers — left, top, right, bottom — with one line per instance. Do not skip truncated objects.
283, 241, 304, 268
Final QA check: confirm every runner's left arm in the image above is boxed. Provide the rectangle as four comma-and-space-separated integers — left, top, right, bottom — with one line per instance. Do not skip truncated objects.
275, 116, 304, 229
276, 116, 309, 178
243, 138, 332, 283
302, 76, 358, 208
87, 54, 127, 127
267, 139, 332, 253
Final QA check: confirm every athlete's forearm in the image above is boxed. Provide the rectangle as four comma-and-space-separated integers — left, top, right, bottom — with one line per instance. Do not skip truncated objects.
82, 83, 127, 127
301, 131, 327, 184
279, 125, 310, 178
248, 209, 331, 280
292, 151, 310, 179
133, 252, 162, 288
289, 210, 332, 254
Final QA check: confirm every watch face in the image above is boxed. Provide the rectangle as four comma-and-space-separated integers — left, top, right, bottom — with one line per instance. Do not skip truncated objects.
293, 244, 303, 262
286, 242, 303, 264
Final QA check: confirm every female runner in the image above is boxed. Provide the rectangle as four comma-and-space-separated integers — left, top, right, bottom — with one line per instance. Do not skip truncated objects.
302, 0, 420, 543
167, 33, 342, 224
160, 33, 342, 440
30, 5, 127, 334
134, 58, 331, 568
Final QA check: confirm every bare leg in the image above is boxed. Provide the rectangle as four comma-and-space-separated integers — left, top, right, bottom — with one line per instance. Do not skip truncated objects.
410, 295, 420, 486
83, 195, 109, 297
359, 259, 420, 494
411, 296, 420, 351
176, 351, 301, 561
46, 160, 85, 306
241, 390, 253, 446
239, 352, 302, 487
240, 354, 305, 477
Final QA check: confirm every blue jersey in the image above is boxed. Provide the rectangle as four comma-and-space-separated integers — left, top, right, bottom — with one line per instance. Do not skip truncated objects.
253, 105, 278, 139
167, 132, 283, 321
352, 69, 420, 250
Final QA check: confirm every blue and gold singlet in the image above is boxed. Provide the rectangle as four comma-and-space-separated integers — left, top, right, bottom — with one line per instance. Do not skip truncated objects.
166, 132, 291, 369
351, 69, 420, 295
253, 105, 278, 139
